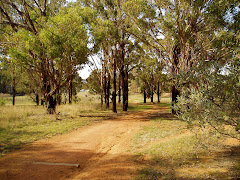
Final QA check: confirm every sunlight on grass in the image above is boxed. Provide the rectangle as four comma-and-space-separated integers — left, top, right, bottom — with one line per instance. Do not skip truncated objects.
128, 104, 153, 111
0, 105, 94, 156
128, 93, 171, 104
0, 92, 106, 156
0, 92, 172, 156
132, 110, 240, 179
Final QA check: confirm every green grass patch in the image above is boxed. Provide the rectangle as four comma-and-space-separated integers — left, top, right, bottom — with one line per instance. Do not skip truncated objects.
132, 118, 187, 151
0, 94, 35, 105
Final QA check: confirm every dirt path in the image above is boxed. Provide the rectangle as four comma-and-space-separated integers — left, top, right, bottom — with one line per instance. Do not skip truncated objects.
0, 105, 166, 180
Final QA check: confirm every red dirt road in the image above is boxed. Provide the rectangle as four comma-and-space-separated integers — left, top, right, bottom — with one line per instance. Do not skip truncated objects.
0, 106, 164, 180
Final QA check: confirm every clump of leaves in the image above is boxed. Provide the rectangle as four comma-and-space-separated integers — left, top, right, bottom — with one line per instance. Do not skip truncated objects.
175, 61, 240, 139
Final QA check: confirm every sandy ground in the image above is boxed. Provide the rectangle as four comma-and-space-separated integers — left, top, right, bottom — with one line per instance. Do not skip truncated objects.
1, 105, 239, 180
0, 106, 165, 180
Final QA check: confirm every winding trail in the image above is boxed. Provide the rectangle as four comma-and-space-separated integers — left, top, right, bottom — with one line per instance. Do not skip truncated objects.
0, 105, 169, 180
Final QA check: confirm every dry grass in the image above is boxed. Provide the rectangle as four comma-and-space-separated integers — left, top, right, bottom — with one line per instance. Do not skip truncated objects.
0, 92, 155, 156
1, 92, 239, 179
131, 110, 240, 179
0, 92, 107, 156
128, 93, 171, 104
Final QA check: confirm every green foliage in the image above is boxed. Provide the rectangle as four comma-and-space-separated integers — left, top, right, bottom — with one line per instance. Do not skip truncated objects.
136, 53, 167, 98
0, 98, 5, 106
175, 61, 240, 139
86, 69, 101, 94
39, 6, 91, 63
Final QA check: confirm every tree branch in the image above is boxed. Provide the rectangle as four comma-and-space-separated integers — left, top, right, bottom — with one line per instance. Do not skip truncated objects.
0, 5, 17, 32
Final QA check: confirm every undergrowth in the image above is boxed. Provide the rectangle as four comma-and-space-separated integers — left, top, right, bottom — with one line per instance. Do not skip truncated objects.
132, 111, 240, 179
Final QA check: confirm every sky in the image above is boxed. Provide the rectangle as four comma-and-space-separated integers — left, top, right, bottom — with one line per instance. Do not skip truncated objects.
78, 65, 92, 79
78, 54, 102, 79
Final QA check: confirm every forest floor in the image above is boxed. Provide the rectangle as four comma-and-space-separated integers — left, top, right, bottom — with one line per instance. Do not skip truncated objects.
0, 104, 239, 180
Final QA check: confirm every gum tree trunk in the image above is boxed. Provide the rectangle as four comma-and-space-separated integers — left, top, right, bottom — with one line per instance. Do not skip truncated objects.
106, 72, 110, 109
143, 87, 146, 103
46, 85, 56, 114
12, 76, 16, 106
104, 66, 107, 104
157, 82, 161, 103
120, 43, 128, 111
69, 80, 72, 104
36, 93, 39, 106
112, 57, 117, 113
172, 44, 181, 114
171, 85, 180, 114
118, 74, 121, 103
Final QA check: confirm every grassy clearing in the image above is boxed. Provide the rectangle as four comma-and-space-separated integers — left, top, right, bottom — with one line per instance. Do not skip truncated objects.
131, 109, 240, 179
0, 92, 157, 156
0, 94, 35, 105
0, 92, 108, 156
0, 104, 102, 156
128, 93, 171, 105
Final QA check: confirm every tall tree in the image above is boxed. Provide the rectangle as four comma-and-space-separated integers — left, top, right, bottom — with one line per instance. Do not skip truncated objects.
1, 1, 91, 112
123, 0, 229, 113
84, 0, 141, 112
175, 1, 240, 138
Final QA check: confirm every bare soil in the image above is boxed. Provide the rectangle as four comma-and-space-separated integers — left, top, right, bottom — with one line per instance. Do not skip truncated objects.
0, 105, 239, 180
0, 105, 165, 180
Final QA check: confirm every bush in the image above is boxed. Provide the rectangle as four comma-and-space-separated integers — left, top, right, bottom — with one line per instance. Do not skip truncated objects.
0, 98, 5, 106
175, 61, 240, 139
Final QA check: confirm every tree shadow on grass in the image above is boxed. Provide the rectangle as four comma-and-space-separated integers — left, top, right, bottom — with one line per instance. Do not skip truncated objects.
0, 128, 46, 155
133, 144, 240, 180
145, 112, 178, 121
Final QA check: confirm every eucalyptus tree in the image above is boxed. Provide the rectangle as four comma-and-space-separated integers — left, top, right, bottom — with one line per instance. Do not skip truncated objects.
174, 1, 240, 138
0, 0, 65, 110
82, 0, 140, 112
90, 15, 116, 111
0, 1, 91, 113
39, 5, 90, 106
123, 0, 228, 113
125, 0, 240, 137
137, 50, 165, 103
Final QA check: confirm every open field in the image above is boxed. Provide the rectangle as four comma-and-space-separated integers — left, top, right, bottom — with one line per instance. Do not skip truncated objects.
0, 92, 169, 155
0, 92, 239, 179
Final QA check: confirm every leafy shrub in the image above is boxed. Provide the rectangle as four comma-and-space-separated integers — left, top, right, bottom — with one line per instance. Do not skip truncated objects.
175, 61, 240, 139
